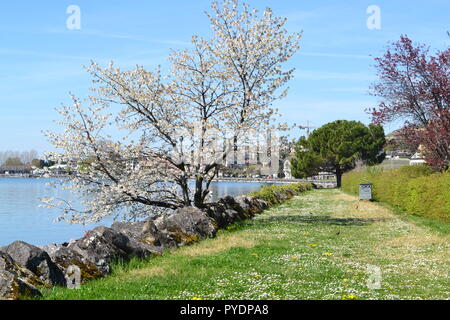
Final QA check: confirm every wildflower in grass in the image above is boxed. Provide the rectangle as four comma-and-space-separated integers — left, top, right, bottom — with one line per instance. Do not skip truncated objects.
251, 253, 259, 258
322, 252, 334, 257
192, 297, 203, 300
226, 226, 235, 231
342, 294, 358, 300
308, 244, 318, 248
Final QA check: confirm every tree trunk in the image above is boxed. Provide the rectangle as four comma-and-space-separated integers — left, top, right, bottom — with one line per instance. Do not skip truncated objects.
336, 166, 342, 188
179, 178, 191, 207
194, 176, 204, 208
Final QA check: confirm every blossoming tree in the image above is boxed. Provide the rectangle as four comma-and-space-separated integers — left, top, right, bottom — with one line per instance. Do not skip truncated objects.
44, 0, 301, 224
370, 35, 450, 170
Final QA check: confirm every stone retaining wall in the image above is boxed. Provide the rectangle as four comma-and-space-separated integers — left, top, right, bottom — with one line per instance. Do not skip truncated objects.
0, 184, 312, 300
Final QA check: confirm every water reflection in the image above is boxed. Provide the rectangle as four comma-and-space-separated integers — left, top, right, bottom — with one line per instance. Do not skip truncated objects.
0, 178, 267, 246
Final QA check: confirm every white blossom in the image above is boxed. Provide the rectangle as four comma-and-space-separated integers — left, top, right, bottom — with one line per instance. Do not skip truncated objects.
44, 0, 302, 224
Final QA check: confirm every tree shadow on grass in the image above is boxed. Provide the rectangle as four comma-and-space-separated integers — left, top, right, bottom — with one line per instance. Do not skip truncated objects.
261, 215, 385, 226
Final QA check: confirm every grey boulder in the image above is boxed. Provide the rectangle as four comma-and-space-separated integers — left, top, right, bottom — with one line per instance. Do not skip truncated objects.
41, 244, 103, 284
0, 251, 44, 300
205, 196, 269, 228
67, 229, 129, 275
235, 196, 267, 216
215, 196, 250, 224
1, 241, 66, 286
66, 226, 161, 275
111, 220, 169, 249
152, 206, 217, 247
92, 226, 161, 259
203, 203, 233, 228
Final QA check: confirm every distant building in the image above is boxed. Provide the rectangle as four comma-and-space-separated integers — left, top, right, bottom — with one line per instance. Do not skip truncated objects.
410, 152, 427, 166
309, 172, 336, 181
49, 164, 69, 175
0, 165, 32, 175
385, 151, 413, 159
385, 130, 415, 158
283, 159, 293, 179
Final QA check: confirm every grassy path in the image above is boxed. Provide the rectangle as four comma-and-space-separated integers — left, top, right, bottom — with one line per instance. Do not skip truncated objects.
42, 189, 450, 300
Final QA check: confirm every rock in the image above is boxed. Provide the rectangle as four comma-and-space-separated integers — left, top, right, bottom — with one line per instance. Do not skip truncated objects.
65, 265, 81, 289
205, 195, 269, 228
41, 244, 103, 284
1, 241, 66, 287
284, 188, 296, 197
152, 207, 217, 247
235, 196, 267, 216
203, 203, 231, 229
111, 220, 169, 249
218, 196, 249, 220
0, 251, 44, 300
66, 226, 161, 276
67, 230, 129, 275
234, 196, 253, 215
244, 197, 269, 212
224, 209, 243, 223
111, 221, 145, 240
92, 226, 160, 258
273, 190, 291, 202
0, 271, 42, 300
255, 198, 269, 210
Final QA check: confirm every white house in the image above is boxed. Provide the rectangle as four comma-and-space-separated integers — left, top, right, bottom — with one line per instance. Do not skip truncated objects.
283, 159, 293, 179
410, 153, 427, 165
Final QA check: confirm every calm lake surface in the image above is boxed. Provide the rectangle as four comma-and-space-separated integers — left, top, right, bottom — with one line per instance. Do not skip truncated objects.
0, 178, 268, 246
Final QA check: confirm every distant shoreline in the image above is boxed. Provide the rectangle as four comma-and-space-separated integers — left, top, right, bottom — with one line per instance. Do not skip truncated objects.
0, 174, 66, 179
0, 175, 337, 188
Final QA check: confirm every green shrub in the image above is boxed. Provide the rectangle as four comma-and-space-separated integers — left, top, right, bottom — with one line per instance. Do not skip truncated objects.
250, 183, 313, 206
342, 165, 450, 223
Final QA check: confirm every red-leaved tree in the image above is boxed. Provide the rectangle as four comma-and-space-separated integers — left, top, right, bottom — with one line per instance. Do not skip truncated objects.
370, 35, 450, 170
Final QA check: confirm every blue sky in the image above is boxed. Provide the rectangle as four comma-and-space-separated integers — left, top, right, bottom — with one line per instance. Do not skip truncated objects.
0, 0, 449, 154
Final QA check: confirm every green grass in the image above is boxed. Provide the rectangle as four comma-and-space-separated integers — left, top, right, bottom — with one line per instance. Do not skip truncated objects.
40, 189, 450, 300
339, 189, 450, 236
378, 202, 450, 236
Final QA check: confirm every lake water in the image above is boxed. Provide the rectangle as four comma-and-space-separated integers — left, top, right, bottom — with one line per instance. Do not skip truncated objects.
0, 178, 267, 247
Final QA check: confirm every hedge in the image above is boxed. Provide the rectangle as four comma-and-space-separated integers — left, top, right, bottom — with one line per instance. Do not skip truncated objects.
342, 165, 450, 223
250, 182, 313, 206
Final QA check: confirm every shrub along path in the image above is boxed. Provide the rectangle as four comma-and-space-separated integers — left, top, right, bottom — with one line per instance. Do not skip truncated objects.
41, 189, 450, 300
